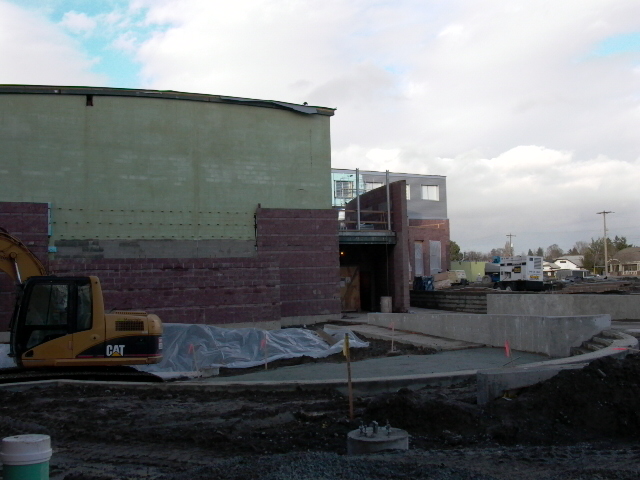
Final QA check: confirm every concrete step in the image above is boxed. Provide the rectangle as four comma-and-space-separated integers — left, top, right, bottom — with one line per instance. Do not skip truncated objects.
570, 346, 592, 356
570, 330, 618, 356
600, 329, 628, 340
582, 341, 603, 352
592, 336, 614, 348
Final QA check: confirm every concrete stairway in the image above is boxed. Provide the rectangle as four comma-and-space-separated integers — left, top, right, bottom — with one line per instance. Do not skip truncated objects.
570, 329, 625, 356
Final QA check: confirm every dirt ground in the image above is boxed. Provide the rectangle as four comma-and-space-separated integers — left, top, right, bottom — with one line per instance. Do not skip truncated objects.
1, 342, 640, 479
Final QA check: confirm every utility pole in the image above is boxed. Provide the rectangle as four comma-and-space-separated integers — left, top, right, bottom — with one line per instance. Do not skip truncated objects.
506, 233, 516, 256
596, 211, 613, 275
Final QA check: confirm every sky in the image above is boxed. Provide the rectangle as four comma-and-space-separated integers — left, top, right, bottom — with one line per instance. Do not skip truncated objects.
1, 0, 639, 255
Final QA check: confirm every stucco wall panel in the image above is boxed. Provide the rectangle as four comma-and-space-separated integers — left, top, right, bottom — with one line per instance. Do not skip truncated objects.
1, 92, 331, 253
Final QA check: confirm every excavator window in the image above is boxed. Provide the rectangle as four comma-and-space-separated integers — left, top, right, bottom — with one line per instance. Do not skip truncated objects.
25, 284, 69, 327
77, 282, 92, 331
24, 283, 69, 349
15, 278, 94, 354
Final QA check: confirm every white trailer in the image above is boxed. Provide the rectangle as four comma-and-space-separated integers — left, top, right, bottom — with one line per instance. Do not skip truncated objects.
496, 256, 544, 291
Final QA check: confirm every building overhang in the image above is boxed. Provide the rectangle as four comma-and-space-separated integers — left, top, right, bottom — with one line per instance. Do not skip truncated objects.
339, 231, 396, 245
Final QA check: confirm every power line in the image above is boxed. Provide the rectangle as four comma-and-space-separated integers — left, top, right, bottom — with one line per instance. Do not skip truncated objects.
596, 211, 614, 274
506, 233, 516, 256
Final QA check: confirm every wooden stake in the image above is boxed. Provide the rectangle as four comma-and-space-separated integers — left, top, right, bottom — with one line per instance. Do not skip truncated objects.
390, 321, 396, 352
262, 333, 268, 370
344, 333, 354, 420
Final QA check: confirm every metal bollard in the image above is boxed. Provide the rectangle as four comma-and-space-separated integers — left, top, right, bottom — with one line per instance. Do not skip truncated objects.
1, 434, 52, 480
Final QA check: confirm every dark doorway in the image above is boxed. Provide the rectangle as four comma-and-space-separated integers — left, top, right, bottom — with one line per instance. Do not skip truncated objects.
339, 244, 392, 312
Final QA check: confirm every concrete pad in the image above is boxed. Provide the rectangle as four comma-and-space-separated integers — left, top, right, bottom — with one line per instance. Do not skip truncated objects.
323, 324, 483, 351
347, 427, 409, 454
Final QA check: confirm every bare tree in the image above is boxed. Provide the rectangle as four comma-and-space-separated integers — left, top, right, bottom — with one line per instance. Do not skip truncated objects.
570, 241, 589, 256
544, 244, 564, 262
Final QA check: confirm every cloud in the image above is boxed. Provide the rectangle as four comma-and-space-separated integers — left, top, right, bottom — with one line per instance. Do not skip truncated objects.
59, 11, 97, 35
0, 1, 105, 85
333, 141, 640, 251
2, 0, 639, 252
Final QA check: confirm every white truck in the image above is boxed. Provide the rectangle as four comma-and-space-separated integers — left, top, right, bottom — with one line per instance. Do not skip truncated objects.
495, 255, 544, 291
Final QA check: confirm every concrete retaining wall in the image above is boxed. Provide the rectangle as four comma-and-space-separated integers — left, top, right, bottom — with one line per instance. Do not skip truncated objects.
488, 293, 640, 321
368, 312, 611, 357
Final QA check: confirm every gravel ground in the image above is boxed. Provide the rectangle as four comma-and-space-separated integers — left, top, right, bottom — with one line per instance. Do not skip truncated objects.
1, 347, 640, 479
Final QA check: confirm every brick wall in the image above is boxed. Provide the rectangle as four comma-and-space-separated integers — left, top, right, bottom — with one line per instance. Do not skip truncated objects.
256, 207, 341, 318
1, 202, 339, 329
0, 202, 50, 329
409, 218, 451, 275
388, 181, 410, 312
50, 258, 281, 327
0, 202, 50, 264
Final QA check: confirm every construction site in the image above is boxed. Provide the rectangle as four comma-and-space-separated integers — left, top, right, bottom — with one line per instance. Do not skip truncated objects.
0, 309, 640, 479
1, 85, 640, 479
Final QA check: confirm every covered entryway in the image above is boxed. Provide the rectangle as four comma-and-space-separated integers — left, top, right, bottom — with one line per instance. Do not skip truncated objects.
339, 232, 395, 312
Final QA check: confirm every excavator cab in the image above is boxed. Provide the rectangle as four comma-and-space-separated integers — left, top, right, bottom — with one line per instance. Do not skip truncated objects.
11, 276, 94, 361
9, 275, 163, 368
2, 229, 162, 369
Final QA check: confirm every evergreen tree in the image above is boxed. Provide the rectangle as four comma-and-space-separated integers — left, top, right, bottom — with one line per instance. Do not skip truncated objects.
449, 240, 463, 261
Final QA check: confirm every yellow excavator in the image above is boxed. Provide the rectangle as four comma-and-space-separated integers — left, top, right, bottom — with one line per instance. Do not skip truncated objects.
0, 228, 162, 369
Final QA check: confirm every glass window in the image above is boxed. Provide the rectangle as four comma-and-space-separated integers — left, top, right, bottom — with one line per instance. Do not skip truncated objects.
422, 185, 440, 201
335, 180, 354, 199
406, 185, 411, 200
77, 283, 93, 331
366, 181, 383, 192
25, 284, 69, 326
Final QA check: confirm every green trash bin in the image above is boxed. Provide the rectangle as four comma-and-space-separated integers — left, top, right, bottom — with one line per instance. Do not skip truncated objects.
1, 434, 52, 480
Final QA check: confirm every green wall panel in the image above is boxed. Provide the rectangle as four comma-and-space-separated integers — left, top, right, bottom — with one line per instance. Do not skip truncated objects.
0, 93, 332, 242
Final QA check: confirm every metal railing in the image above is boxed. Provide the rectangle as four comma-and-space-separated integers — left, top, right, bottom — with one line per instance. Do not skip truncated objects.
339, 209, 390, 231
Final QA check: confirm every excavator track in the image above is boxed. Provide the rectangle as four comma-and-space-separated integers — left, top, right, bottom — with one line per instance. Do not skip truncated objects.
0, 366, 163, 385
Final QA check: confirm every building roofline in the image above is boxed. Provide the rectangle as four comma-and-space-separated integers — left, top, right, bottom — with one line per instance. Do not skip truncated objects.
331, 168, 446, 179
0, 84, 336, 117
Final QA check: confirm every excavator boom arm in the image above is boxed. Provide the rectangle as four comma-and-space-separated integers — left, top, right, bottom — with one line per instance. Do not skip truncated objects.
0, 229, 47, 284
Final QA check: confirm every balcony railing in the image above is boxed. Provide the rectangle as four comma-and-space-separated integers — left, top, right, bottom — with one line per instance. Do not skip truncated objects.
339, 209, 390, 231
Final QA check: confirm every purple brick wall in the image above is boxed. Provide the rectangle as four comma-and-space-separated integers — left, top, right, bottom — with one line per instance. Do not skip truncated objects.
256, 207, 341, 318
49, 257, 281, 327
1, 202, 340, 329
388, 181, 410, 312
0, 202, 50, 329
409, 218, 451, 274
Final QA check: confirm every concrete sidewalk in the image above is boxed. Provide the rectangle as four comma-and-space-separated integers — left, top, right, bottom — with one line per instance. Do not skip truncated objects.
197, 347, 548, 385
323, 323, 482, 351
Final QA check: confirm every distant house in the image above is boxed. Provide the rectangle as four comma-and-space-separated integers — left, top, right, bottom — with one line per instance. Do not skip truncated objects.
554, 256, 584, 270
543, 261, 561, 279
611, 247, 640, 276
551, 256, 590, 280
